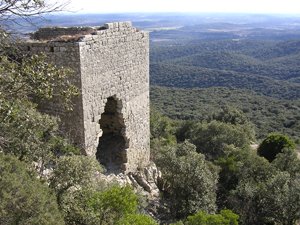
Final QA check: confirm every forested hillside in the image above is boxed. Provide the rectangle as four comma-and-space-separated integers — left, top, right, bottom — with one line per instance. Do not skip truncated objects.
151, 39, 300, 98
149, 19, 300, 224
151, 86, 300, 140
150, 20, 300, 141
151, 63, 300, 99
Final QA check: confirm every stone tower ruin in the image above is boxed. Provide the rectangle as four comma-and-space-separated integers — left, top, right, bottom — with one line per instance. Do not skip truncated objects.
25, 22, 150, 173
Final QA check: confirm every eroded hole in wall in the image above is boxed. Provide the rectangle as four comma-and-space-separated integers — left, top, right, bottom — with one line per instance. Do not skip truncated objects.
96, 96, 128, 173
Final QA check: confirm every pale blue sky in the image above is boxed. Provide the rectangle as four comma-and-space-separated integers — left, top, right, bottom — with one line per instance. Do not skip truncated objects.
66, 0, 300, 14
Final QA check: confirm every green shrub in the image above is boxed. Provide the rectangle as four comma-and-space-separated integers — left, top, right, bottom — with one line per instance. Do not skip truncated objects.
257, 133, 295, 162
117, 214, 158, 225
156, 141, 219, 218
0, 153, 64, 225
186, 209, 239, 225
61, 185, 139, 225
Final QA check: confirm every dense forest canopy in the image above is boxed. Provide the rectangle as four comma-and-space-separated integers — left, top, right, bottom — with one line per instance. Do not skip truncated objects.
151, 86, 300, 141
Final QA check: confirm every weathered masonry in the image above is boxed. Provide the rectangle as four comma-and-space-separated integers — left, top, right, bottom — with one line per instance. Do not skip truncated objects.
25, 22, 150, 173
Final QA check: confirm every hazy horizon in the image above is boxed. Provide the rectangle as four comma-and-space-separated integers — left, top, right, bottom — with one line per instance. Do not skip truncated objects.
65, 0, 300, 15
57, 11, 300, 16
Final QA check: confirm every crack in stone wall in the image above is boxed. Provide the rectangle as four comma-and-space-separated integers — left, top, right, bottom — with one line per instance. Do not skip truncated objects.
96, 96, 129, 173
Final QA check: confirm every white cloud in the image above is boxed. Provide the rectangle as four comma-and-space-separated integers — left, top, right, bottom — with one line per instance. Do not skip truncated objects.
66, 0, 300, 14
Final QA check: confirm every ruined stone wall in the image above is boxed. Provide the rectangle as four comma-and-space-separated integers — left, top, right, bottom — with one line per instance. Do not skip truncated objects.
26, 21, 150, 172
79, 22, 150, 172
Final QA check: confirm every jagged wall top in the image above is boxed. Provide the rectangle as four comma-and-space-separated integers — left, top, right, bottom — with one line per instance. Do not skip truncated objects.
31, 21, 134, 41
